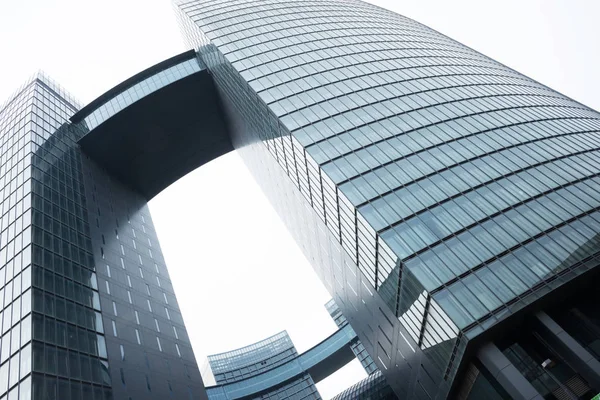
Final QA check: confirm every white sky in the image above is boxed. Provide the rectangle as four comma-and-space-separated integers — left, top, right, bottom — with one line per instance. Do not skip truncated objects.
0, 1, 598, 398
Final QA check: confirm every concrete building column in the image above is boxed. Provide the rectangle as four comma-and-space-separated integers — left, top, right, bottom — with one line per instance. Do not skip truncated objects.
535, 311, 600, 391
477, 342, 544, 400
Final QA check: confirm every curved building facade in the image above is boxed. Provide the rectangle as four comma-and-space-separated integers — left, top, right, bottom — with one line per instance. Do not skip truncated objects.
172, 0, 600, 398
205, 331, 318, 400
207, 331, 298, 385
202, 301, 397, 400
204, 327, 358, 400
2, 0, 600, 399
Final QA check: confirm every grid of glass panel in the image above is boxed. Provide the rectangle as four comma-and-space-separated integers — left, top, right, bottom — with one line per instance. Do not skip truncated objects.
0, 73, 112, 400
206, 374, 320, 400
29, 78, 112, 400
174, 0, 600, 396
205, 325, 355, 400
208, 331, 297, 384
1, 67, 208, 399
0, 73, 38, 400
79, 58, 202, 131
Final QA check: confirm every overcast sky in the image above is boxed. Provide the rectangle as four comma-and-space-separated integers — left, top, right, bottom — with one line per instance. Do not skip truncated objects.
1, 1, 598, 398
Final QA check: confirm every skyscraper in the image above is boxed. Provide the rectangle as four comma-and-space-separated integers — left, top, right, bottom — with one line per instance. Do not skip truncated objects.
2, 0, 600, 398
0, 71, 206, 399
171, 0, 600, 398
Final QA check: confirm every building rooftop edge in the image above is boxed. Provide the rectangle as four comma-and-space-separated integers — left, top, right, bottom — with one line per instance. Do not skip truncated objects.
207, 330, 291, 361
70, 49, 197, 123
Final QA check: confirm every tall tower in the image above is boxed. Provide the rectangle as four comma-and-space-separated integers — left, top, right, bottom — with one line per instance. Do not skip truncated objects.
172, 1, 600, 398
0, 72, 207, 399
0, 74, 124, 400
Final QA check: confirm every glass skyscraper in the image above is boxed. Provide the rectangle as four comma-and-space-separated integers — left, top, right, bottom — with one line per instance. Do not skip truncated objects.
170, 0, 600, 398
2, 0, 600, 398
0, 72, 205, 399
172, 0, 600, 398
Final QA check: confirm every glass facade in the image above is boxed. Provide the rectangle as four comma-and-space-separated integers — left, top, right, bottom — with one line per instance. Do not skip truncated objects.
205, 326, 357, 400
29, 78, 111, 400
207, 374, 320, 400
0, 72, 116, 399
0, 72, 54, 400
250, 375, 320, 400
3, 0, 600, 398
172, 0, 600, 398
80, 58, 202, 131
205, 331, 318, 400
0, 72, 206, 399
207, 331, 297, 384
